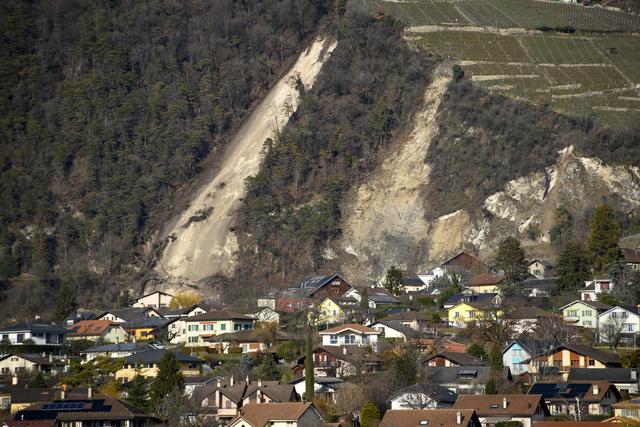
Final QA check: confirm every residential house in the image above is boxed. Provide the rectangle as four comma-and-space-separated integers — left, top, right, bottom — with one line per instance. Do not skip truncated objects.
444, 292, 501, 310
131, 290, 174, 309
401, 276, 428, 293
448, 300, 499, 328
421, 366, 512, 394
62, 312, 97, 328
622, 248, 640, 270
467, 273, 505, 293
318, 324, 380, 351
520, 278, 557, 298
115, 349, 205, 381
275, 294, 315, 314
502, 340, 560, 376
528, 260, 553, 279
183, 310, 255, 347
581, 278, 614, 302
524, 344, 621, 374
560, 300, 611, 329
389, 384, 458, 410
416, 339, 468, 354
0, 354, 65, 376
121, 316, 172, 341
528, 381, 621, 417
454, 394, 549, 427
418, 252, 483, 289
383, 311, 432, 331
597, 306, 640, 341
287, 274, 353, 300
8, 387, 90, 414
66, 320, 128, 343
425, 352, 487, 367
157, 304, 206, 319
81, 342, 158, 363
97, 307, 161, 323
365, 288, 401, 309
0, 322, 68, 346
228, 402, 324, 427
315, 297, 358, 325
257, 292, 277, 310
289, 377, 347, 403
8, 394, 157, 427
613, 398, 640, 422
568, 368, 639, 394
368, 320, 419, 342
251, 307, 280, 324
201, 378, 297, 420
205, 329, 288, 354
506, 307, 558, 334
293, 346, 381, 379
380, 409, 482, 427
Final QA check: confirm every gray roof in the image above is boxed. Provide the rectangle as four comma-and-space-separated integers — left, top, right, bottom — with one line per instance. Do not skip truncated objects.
124, 349, 203, 365
502, 340, 560, 356
63, 312, 97, 325
0, 321, 69, 334
82, 343, 155, 354
98, 307, 158, 322
121, 317, 172, 329
290, 274, 339, 290
425, 352, 488, 366
568, 368, 636, 383
188, 310, 254, 322
367, 289, 401, 304
422, 366, 511, 384
390, 384, 458, 404
444, 293, 498, 307
372, 320, 419, 339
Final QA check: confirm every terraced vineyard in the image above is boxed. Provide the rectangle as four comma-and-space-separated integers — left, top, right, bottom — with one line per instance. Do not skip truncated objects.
352, 0, 640, 127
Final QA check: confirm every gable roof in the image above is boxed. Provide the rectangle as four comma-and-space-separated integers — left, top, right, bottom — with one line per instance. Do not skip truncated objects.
567, 368, 636, 383
559, 299, 611, 311
445, 292, 498, 307
97, 307, 159, 322
187, 310, 254, 322
288, 274, 351, 297
454, 394, 549, 417
63, 312, 97, 325
528, 381, 620, 402
319, 324, 380, 335
469, 273, 505, 286
422, 366, 511, 384
132, 290, 173, 303
369, 321, 419, 339
390, 384, 458, 404
622, 247, 640, 264
380, 409, 480, 427
0, 322, 69, 334
502, 340, 560, 356
425, 352, 488, 366
440, 251, 481, 270
68, 320, 120, 336
367, 288, 401, 304
307, 346, 382, 364
231, 402, 320, 427
529, 344, 621, 365
0, 354, 63, 367
82, 343, 154, 354
123, 349, 203, 365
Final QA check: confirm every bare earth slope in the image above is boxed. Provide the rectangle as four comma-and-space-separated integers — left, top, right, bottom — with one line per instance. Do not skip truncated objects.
156, 36, 337, 283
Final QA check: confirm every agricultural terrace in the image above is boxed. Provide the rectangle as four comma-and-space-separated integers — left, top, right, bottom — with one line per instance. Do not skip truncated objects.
353, 0, 640, 127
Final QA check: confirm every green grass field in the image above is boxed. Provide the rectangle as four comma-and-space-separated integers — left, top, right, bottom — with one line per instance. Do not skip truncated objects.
353, 0, 640, 127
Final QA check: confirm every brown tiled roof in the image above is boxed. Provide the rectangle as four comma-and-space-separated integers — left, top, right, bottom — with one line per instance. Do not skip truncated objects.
623, 248, 640, 264
206, 380, 296, 405
231, 402, 320, 427
12, 395, 152, 421
380, 409, 480, 427
469, 273, 505, 286
68, 320, 117, 336
314, 345, 382, 363
319, 323, 379, 334
454, 394, 548, 417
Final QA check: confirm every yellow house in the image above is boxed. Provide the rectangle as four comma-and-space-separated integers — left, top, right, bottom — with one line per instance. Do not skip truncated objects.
467, 273, 505, 293
613, 399, 640, 422
313, 297, 357, 325
115, 349, 204, 382
448, 302, 501, 328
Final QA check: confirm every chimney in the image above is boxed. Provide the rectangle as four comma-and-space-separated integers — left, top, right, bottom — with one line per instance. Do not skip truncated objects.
42, 352, 46, 358
343, 347, 347, 355
258, 379, 262, 387
88, 387, 92, 399
49, 354, 53, 363
230, 375, 234, 387
61, 389, 66, 400
35, 314, 40, 320
456, 411, 462, 425
593, 384, 599, 395
246, 375, 250, 385
503, 397, 508, 409
12, 375, 18, 386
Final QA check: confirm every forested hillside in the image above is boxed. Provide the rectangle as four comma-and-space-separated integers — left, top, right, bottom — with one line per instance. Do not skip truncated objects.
0, 0, 330, 316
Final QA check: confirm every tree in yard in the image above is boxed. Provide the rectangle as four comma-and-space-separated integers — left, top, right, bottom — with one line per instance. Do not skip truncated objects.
54, 280, 77, 321
488, 341, 504, 373
381, 266, 403, 295
467, 305, 515, 345
588, 204, 622, 273
493, 237, 528, 284
467, 343, 487, 360
125, 374, 149, 410
118, 289, 132, 307
359, 401, 381, 427
334, 384, 366, 422
549, 205, 573, 250
28, 372, 47, 388
485, 377, 498, 394
600, 316, 626, 350
276, 340, 300, 363
621, 351, 640, 368
598, 291, 619, 307
360, 287, 369, 311
169, 291, 202, 309
556, 242, 592, 293
149, 352, 184, 411
255, 353, 280, 381
304, 334, 314, 402
391, 349, 417, 389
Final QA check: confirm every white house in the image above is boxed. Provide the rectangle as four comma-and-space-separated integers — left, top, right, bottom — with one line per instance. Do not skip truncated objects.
0, 353, 66, 375
368, 320, 416, 341
418, 266, 447, 289
318, 324, 380, 351
228, 402, 325, 427
582, 278, 614, 302
597, 306, 640, 341
502, 340, 559, 376
390, 384, 458, 410
98, 307, 161, 323
131, 291, 174, 309
252, 307, 280, 324
0, 322, 69, 346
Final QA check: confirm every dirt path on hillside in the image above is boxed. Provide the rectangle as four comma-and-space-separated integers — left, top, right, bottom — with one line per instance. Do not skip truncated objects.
156, 36, 337, 283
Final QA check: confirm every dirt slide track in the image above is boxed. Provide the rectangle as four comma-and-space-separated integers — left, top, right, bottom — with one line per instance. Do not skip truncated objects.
157, 36, 337, 283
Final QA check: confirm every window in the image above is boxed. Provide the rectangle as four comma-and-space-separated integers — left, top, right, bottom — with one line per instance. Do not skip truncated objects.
627, 324, 635, 332
582, 310, 592, 317
220, 324, 226, 331
466, 311, 476, 318
329, 335, 338, 345
621, 311, 628, 318
588, 359, 595, 366
345, 335, 356, 345
570, 360, 579, 367
188, 325, 199, 331
234, 324, 241, 331
203, 324, 214, 331
188, 337, 199, 343
612, 312, 618, 319
567, 310, 578, 317
454, 312, 460, 318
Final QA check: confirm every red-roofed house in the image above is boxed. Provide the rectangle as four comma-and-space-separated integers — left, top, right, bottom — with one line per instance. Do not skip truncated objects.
66, 320, 128, 343
467, 273, 505, 293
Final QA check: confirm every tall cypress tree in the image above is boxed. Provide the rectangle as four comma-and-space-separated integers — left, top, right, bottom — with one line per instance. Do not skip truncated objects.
588, 204, 622, 273
304, 335, 314, 402
150, 352, 184, 408
125, 375, 149, 410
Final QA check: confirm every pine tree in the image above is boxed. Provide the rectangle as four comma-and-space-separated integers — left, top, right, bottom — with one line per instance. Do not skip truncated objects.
493, 237, 528, 284
392, 351, 417, 389
149, 352, 184, 408
489, 342, 503, 373
54, 281, 77, 321
588, 204, 622, 273
556, 242, 591, 293
256, 353, 280, 381
125, 375, 149, 410
360, 401, 381, 427
28, 372, 47, 388
382, 266, 403, 295
304, 334, 314, 402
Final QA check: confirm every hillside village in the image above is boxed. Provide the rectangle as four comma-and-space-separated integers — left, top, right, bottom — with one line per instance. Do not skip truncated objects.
1, 205, 640, 426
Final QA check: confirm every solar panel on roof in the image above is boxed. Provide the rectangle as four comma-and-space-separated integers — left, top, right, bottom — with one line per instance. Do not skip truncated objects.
458, 369, 477, 375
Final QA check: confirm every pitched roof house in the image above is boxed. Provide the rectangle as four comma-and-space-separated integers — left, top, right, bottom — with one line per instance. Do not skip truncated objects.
467, 273, 506, 293
288, 274, 353, 299
380, 409, 481, 427
454, 394, 550, 427
421, 366, 512, 394
502, 339, 560, 376
528, 381, 621, 417
524, 344, 621, 374
80, 342, 158, 362
131, 290, 174, 309
0, 354, 66, 376
368, 320, 419, 341
568, 368, 639, 394
560, 300, 611, 329
0, 322, 69, 346
66, 320, 128, 343
293, 346, 381, 379
389, 384, 459, 410
318, 324, 380, 350
228, 402, 324, 427
115, 349, 205, 381
424, 352, 488, 367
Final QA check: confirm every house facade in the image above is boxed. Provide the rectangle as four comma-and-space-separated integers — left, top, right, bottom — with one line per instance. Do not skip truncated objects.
183, 310, 255, 347
0, 354, 65, 375
529, 382, 621, 417
454, 394, 549, 427
525, 344, 621, 374
390, 384, 458, 410
560, 300, 610, 329
597, 306, 640, 340
228, 402, 324, 427
66, 320, 128, 343
380, 409, 482, 427
0, 322, 68, 346
131, 290, 174, 309
318, 324, 380, 350
581, 278, 613, 301
115, 349, 204, 381
502, 340, 559, 376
